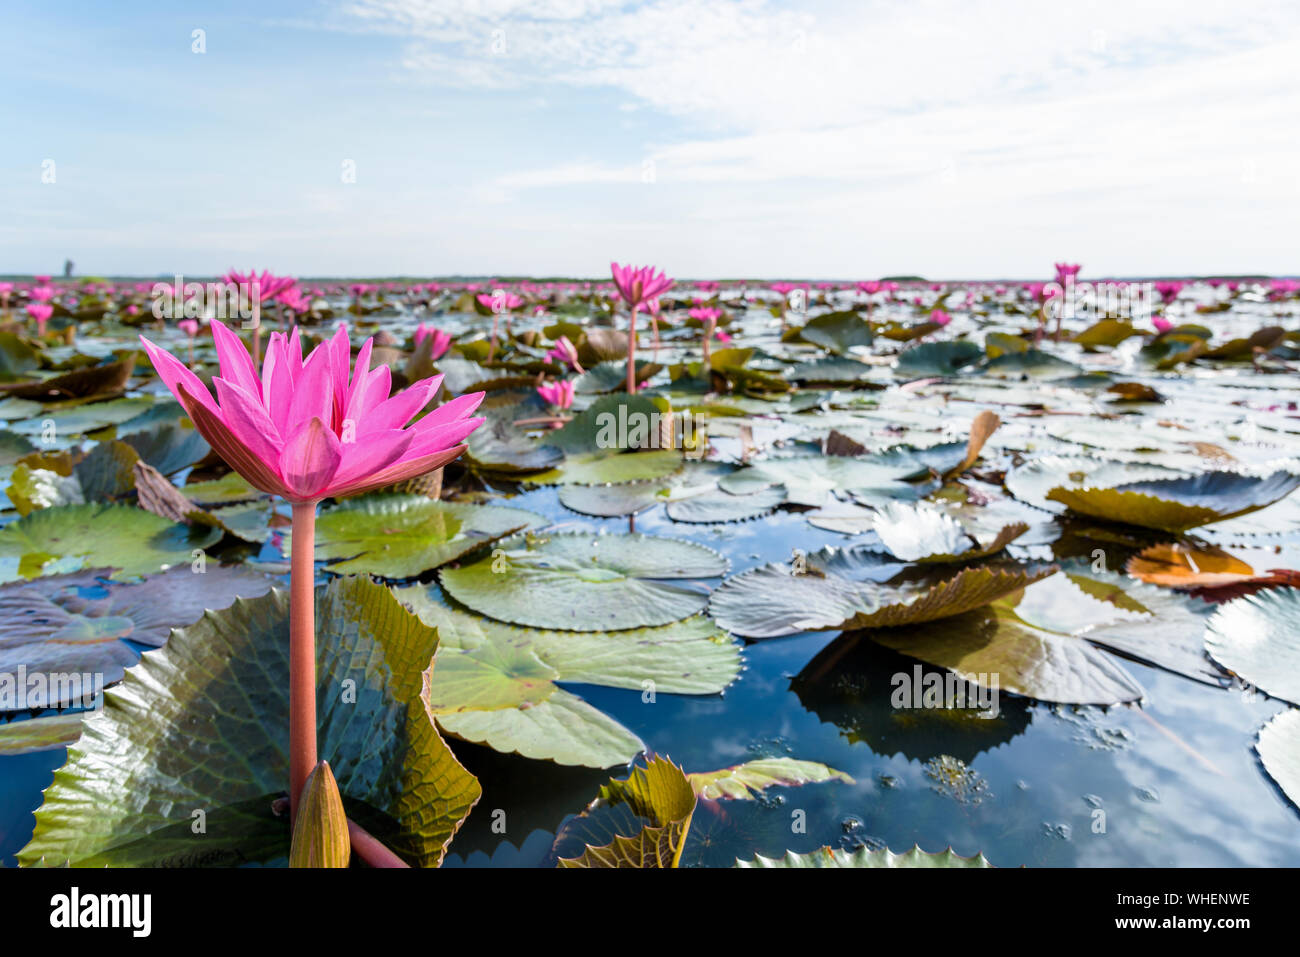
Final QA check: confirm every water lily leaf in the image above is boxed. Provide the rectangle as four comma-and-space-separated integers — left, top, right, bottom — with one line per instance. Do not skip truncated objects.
121, 421, 210, 476
402, 595, 740, 767
894, 341, 982, 378
1005, 456, 1187, 513
1072, 319, 1139, 349
180, 471, 264, 505
708, 554, 1054, 639
789, 356, 876, 384
305, 495, 547, 578
1257, 708, 1300, 813
0, 504, 223, 582
686, 758, 853, 800
0, 712, 86, 756
440, 531, 728, 630
983, 350, 1081, 379
466, 413, 564, 474
717, 452, 939, 508
665, 484, 786, 523
870, 582, 1146, 705
0, 565, 276, 709
8, 396, 155, 437
559, 482, 669, 517
736, 844, 993, 868
797, 310, 873, 354
1126, 542, 1255, 587
1205, 588, 1300, 706
18, 577, 481, 867
556, 756, 697, 868
1047, 470, 1300, 532
523, 448, 683, 486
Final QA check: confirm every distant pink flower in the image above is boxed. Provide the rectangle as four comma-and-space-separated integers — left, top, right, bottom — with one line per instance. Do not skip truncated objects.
476, 292, 525, 311
771, 282, 798, 297
930, 309, 952, 327
126, 304, 140, 316
1155, 280, 1184, 304
34, 275, 51, 283
414, 323, 452, 360
546, 335, 584, 374
610, 263, 673, 309
139, 320, 483, 504
27, 303, 54, 332
1153, 317, 1174, 333
224, 269, 297, 304
1054, 263, 1082, 286
856, 281, 882, 295
278, 288, 312, 314
537, 379, 576, 410
30, 285, 54, 302
179, 319, 201, 338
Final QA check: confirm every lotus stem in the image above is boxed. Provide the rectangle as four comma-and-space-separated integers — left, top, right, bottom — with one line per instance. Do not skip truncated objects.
626, 303, 639, 394
488, 314, 499, 362
289, 500, 319, 825
346, 819, 411, 868
252, 299, 262, 366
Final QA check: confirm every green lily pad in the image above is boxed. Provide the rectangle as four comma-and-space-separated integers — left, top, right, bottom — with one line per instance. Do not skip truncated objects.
1047, 470, 1300, 533
665, 484, 786, 523
1005, 456, 1186, 514
440, 531, 728, 630
0, 504, 223, 582
305, 495, 547, 578
736, 844, 993, 868
708, 551, 1054, 639
401, 594, 740, 767
894, 341, 982, 377
0, 712, 86, 756
558, 482, 670, 517
686, 758, 853, 800
18, 577, 481, 867
523, 448, 683, 486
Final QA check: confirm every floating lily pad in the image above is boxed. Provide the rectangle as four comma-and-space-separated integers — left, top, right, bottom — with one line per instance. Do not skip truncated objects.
440, 531, 728, 630
18, 577, 480, 867
0, 565, 275, 709
0, 712, 86, 756
0, 504, 223, 582
1256, 708, 1300, 813
1047, 470, 1300, 533
1205, 588, 1300, 706
735, 844, 993, 868
665, 484, 786, 523
305, 495, 547, 578
686, 758, 853, 800
401, 594, 741, 767
708, 552, 1054, 639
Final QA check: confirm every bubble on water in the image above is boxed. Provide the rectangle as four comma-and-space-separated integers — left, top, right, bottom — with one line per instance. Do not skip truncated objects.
923, 754, 990, 806
837, 816, 886, 852
1083, 793, 1104, 808
877, 772, 901, 789
1042, 821, 1073, 840
1134, 785, 1160, 803
1052, 705, 1134, 751
1017, 780, 1030, 790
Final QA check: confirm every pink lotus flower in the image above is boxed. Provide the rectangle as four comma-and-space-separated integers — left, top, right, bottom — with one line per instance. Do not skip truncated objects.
537, 379, 576, 410
126, 304, 140, 316
1155, 280, 1184, 304
1054, 263, 1081, 286
277, 288, 312, 314
414, 323, 452, 360
930, 309, 952, 327
1152, 317, 1174, 333
476, 292, 525, 312
856, 281, 882, 295
34, 275, 51, 283
30, 285, 54, 303
178, 319, 201, 338
27, 303, 54, 333
610, 263, 673, 309
224, 269, 297, 304
771, 282, 798, 297
715, 329, 732, 343
545, 335, 584, 374
139, 320, 483, 504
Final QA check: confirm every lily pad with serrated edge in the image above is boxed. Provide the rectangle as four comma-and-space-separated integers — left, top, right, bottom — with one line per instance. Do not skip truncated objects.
1047, 470, 1300, 533
1005, 455, 1187, 514
736, 844, 994, 868
0, 503, 222, 582
17, 577, 480, 867
707, 555, 1054, 639
439, 530, 728, 631
1257, 708, 1300, 813
302, 494, 548, 578
1205, 587, 1300, 706
400, 593, 741, 767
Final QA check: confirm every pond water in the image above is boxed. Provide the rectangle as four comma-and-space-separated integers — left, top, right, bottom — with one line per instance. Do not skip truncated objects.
2, 281, 1299, 867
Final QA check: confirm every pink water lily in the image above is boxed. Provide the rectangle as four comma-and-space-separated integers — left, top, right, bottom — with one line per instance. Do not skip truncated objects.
537, 378, 575, 410
140, 320, 484, 505
415, 323, 452, 360
930, 309, 952, 327
27, 303, 54, 335
546, 335, 584, 374
1153, 317, 1174, 333
610, 262, 673, 393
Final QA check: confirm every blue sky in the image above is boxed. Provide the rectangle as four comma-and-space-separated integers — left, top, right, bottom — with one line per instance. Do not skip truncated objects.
3, 0, 1299, 279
